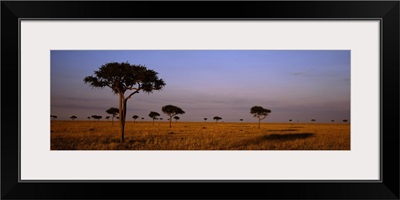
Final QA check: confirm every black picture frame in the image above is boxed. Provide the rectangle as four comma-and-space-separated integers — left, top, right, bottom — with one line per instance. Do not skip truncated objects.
2, 1, 399, 199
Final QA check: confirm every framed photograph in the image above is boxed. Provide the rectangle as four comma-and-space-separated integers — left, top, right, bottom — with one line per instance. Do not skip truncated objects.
2, 1, 399, 199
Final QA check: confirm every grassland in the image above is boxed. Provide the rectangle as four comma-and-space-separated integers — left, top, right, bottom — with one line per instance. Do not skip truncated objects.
51, 120, 350, 150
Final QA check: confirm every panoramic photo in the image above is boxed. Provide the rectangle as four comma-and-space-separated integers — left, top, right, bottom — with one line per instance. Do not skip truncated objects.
51, 50, 350, 150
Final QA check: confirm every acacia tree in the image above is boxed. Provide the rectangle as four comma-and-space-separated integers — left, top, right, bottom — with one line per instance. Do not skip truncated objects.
240, 119, 243, 122
132, 115, 139, 123
87, 117, 91, 120
148, 111, 160, 125
70, 116, 77, 120
174, 116, 180, 122
162, 105, 185, 128
311, 119, 316, 122
331, 120, 335, 123
105, 116, 110, 120
51, 115, 57, 120
343, 119, 348, 123
84, 62, 165, 142
213, 116, 222, 123
91, 115, 102, 121
250, 106, 271, 129
204, 118, 208, 122
106, 107, 119, 125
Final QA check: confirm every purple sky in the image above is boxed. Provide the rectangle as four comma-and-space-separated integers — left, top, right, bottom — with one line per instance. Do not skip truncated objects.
51, 50, 350, 123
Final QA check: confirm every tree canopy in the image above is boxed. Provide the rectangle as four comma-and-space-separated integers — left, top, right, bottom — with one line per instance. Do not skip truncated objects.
213, 116, 222, 123
84, 62, 165, 142
70, 116, 77, 120
91, 115, 102, 121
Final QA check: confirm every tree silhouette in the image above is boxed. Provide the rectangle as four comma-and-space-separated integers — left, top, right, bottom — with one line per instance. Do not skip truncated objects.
174, 116, 180, 122
240, 119, 243, 122
132, 115, 139, 123
250, 106, 271, 129
331, 120, 335, 122
70, 116, 77, 120
311, 119, 316, 122
141, 117, 144, 121
84, 62, 165, 142
148, 111, 160, 125
213, 116, 222, 123
91, 115, 102, 121
204, 118, 208, 122
343, 119, 348, 123
162, 105, 185, 128
87, 117, 90, 120
50, 115, 57, 120
106, 107, 119, 125
105, 116, 110, 120
289, 119, 292, 122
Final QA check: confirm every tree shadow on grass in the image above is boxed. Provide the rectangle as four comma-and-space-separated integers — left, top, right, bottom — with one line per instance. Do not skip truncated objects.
229, 132, 316, 149
263, 133, 315, 141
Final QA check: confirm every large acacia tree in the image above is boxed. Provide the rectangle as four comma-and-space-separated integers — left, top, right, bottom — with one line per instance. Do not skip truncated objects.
162, 105, 185, 128
84, 62, 165, 142
250, 106, 271, 129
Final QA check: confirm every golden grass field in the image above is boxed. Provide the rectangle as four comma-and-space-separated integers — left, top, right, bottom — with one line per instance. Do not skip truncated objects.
51, 120, 350, 150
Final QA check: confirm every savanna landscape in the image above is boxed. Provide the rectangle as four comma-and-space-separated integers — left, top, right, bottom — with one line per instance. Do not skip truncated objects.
51, 50, 351, 150
51, 120, 350, 150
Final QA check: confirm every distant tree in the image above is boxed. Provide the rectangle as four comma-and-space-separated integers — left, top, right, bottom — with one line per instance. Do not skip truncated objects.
148, 111, 160, 125
213, 116, 222, 123
240, 119, 243, 122
51, 115, 57, 120
87, 117, 91, 120
105, 116, 110, 120
70, 115, 77, 120
250, 106, 271, 129
204, 118, 208, 122
343, 119, 348, 123
311, 119, 316, 122
141, 117, 144, 120
84, 62, 165, 142
116, 117, 119, 119
174, 116, 180, 122
331, 120, 335, 122
132, 115, 139, 123
106, 107, 119, 125
91, 115, 102, 121
162, 105, 185, 128
289, 119, 292, 122
160, 118, 163, 120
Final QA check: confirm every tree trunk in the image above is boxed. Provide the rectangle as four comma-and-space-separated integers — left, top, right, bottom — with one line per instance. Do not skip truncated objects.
169, 116, 172, 128
118, 93, 125, 143
258, 118, 261, 129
